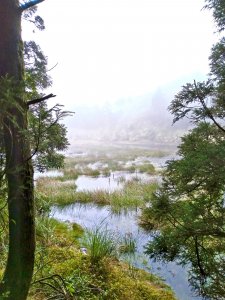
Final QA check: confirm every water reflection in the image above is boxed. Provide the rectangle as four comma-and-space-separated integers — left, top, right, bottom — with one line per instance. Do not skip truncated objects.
75, 171, 159, 192
52, 203, 202, 300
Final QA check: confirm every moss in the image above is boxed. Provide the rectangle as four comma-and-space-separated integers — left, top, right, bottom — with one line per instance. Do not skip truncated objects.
30, 217, 176, 300
98, 259, 176, 300
72, 222, 84, 235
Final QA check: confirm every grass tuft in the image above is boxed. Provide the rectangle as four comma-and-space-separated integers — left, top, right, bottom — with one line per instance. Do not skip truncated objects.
81, 227, 118, 264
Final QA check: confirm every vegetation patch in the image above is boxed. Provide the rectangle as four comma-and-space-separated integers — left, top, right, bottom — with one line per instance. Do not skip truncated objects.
36, 177, 76, 206
138, 163, 156, 175
29, 214, 176, 300
63, 147, 170, 177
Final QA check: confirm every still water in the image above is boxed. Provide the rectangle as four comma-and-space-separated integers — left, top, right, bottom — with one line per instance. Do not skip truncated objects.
75, 171, 158, 192
52, 203, 202, 300
43, 155, 201, 299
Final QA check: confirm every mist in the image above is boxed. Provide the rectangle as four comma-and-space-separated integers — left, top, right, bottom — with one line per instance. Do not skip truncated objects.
64, 78, 196, 151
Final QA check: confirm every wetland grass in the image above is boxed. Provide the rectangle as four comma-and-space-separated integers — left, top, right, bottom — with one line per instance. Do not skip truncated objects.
63, 146, 170, 177
119, 233, 137, 254
81, 227, 118, 264
57, 168, 79, 181
73, 179, 158, 212
138, 163, 156, 175
36, 177, 76, 206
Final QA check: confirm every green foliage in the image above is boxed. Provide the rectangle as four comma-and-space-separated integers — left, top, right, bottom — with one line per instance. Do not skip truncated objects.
24, 40, 51, 94
22, 5, 45, 31
204, 0, 225, 32
0, 37, 70, 176
141, 3, 225, 299
28, 102, 70, 172
22, 25, 72, 173
143, 122, 225, 299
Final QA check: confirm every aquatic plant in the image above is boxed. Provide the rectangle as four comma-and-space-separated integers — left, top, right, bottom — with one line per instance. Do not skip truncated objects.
119, 233, 137, 254
74, 190, 110, 205
102, 167, 111, 177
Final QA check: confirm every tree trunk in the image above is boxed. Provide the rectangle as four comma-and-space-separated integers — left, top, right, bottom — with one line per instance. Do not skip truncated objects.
0, 1, 35, 299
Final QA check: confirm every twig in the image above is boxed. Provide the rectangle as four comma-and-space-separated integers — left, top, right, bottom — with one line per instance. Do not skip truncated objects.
47, 63, 58, 72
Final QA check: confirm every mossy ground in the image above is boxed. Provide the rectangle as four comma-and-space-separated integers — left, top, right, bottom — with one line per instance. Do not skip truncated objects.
28, 218, 176, 300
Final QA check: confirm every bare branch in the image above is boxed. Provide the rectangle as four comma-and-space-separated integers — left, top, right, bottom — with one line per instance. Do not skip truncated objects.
27, 93, 56, 107
194, 236, 207, 279
20, 0, 45, 11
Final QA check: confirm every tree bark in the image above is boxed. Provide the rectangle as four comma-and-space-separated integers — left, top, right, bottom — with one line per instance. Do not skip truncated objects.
0, 1, 35, 299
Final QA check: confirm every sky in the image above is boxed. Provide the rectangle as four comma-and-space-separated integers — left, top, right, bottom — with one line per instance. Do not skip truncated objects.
22, 0, 217, 111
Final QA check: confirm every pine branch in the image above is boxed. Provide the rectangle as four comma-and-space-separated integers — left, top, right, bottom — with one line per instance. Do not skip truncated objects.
20, 0, 45, 11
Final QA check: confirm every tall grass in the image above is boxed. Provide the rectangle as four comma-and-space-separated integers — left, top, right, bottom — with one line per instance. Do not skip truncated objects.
81, 227, 118, 264
61, 168, 79, 180
36, 175, 159, 210
36, 177, 76, 206
110, 180, 158, 213
74, 180, 158, 212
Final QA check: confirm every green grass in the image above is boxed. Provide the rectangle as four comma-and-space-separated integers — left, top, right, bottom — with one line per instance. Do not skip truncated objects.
82, 168, 101, 177
36, 177, 76, 206
125, 165, 137, 173
110, 180, 158, 213
36, 175, 159, 210
74, 190, 110, 205
73, 180, 158, 212
62, 168, 79, 180
29, 199, 176, 300
81, 227, 118, 264
30, 147, 177, 299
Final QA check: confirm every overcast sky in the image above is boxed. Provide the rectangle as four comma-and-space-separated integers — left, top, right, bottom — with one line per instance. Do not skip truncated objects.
22, 0, 217, 110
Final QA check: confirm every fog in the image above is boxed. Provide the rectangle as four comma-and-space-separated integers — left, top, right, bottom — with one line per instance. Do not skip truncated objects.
64, 77, 196, 150
22, 0, 215, 150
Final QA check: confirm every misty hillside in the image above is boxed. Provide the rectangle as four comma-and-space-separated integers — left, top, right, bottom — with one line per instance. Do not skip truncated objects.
66, 86, 191, 147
